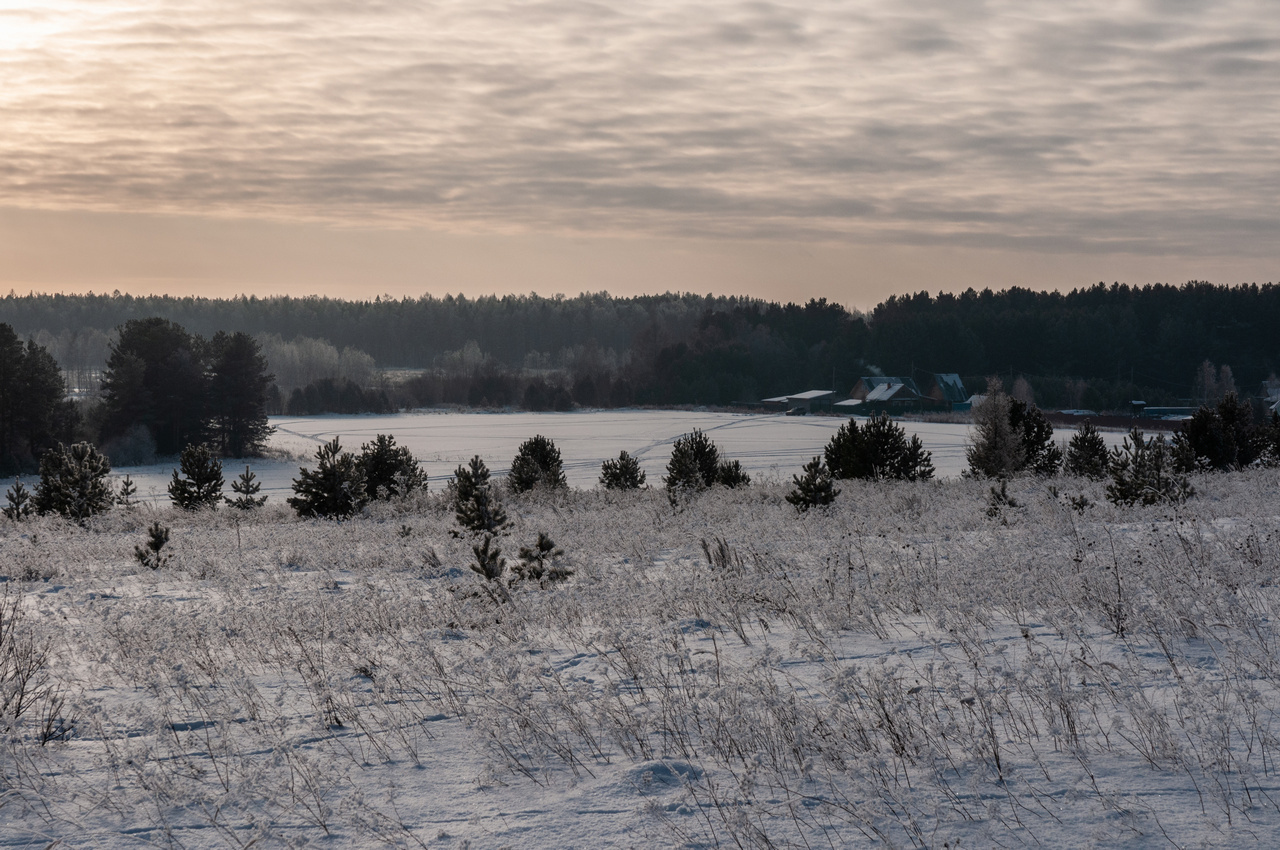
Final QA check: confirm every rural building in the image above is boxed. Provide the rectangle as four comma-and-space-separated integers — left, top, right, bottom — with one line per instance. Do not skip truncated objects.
763, 389, 835, 413
922, 373, 969, 410
850, 376, 922, 401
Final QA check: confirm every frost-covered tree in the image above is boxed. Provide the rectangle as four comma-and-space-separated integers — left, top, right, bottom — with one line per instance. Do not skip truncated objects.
825, 413, 934, 481
967, 380, 1060, 477
453, 455, 508, 533
1106, 427, 1193, 507
358, 434, 427, 500
966, 385, 1024, 478
508, 435, 567, 493
168, 444, 224, 510
787, 457, 840, 512
1064, 420, 1110, 479
599, 450, 646, 489
3, 478, 33, 521
33, 441, 114, 522
115, 474, 138, 508
288, 437, 368, 519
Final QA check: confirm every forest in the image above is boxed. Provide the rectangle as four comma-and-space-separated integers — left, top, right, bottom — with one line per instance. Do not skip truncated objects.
2, 281, 1278, 414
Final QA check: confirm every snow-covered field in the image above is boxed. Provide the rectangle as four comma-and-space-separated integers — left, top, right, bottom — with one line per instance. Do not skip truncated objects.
3, 409, 1127, 503
3, 470, 1280, 847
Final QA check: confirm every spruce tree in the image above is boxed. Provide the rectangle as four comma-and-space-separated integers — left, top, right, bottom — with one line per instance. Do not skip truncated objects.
787, 457, 840, 512
288, 437, 368, 519
1009, 399, 1062, 476
508, 435, 567, 493
453, 455, 508, 533
225, 465, 268, 510
168, 444, 224, 510
1064, 420, 1110, 478
599, 450, 646, 489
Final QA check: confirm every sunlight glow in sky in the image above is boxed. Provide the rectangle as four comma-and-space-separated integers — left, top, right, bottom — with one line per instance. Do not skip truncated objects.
1, 0, 1276, 304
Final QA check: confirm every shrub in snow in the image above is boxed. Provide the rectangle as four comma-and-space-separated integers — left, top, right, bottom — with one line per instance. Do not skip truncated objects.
664, 430, 749, 493
511, 533, 572, 587
3, 479, 33, 521
33, 441, 114, 522
168, 443, 224, 510
1106, 427, 1193, 506
824, 413, 934, 481
508, 435, 567, 493
288, 437, 368, 519
134, 522, 170, 570
453, 455, 508, 533
599, 450, 646, 490
1063, 420, 1109, 479
225, 465, 267, 510
357, 434, 427, 500
787, 457, 839, 512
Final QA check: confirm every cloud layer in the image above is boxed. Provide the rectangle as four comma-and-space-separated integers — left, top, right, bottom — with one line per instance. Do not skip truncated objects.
2, 0, 1278, 256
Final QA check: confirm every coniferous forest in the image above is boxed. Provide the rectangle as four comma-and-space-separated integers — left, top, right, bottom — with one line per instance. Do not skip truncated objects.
1, 281, 1278, 425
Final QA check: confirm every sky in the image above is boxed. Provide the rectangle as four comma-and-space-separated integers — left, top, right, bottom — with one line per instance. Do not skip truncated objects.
1, 0, 1277, 308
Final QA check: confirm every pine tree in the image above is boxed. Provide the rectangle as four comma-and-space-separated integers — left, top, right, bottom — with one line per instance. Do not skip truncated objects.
33, 442, 114, 522
1064, 420, 1110, 478
1106, 428, 1194, 506
787, 457, 840, 512
225, 465, 268, 509
966, 382, 1025, 478
99, 318, 208, 456
168, 444, 224, 510
453, 455, 508, 533
664, 430, 722, 492
511, 533, 572, 586
3, 478, 33, 521
0, 324, 66, 475
207, 331, 275, 457
1174, 393, 1265, 472
599, 450, 646, 489
715, 459, 751, 488
508, 435, 568, 493
358, 434, 427, 500
134, 522, 171, 570
825, 413, 934, 481
116, 475, 138, 508
288, 437, 368, 519
1009, 399, 1062, 476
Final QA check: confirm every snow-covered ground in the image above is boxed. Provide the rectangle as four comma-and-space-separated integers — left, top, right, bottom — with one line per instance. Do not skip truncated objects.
4, 409, 1129, 503
2, 471, 1280, 847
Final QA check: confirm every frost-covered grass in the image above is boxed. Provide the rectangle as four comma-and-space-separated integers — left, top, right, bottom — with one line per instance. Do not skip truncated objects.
3, 471, 1280, 847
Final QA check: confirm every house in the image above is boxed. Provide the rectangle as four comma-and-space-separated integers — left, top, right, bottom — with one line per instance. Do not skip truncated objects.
850, 376, 922, 401
922, 373, 968, 410
859, 380, 928, 412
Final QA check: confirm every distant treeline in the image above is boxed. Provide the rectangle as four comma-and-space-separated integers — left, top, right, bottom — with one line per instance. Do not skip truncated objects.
3, 282, 1278, 411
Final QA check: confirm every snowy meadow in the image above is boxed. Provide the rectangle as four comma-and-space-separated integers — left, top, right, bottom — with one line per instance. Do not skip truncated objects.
3, 437, 1280, 847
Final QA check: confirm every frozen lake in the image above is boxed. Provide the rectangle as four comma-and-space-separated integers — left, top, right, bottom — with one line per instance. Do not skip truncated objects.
5, 409, 1129, 503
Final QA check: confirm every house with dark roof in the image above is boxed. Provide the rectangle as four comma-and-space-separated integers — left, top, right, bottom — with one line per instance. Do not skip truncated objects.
922, 373, 969, 410
850, 376, 922, 401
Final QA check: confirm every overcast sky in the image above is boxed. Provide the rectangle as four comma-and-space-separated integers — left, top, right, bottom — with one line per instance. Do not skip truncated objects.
1, 0, 1276, 307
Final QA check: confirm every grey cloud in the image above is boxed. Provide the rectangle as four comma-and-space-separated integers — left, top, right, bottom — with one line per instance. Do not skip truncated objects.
1, 0, 1278, 258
